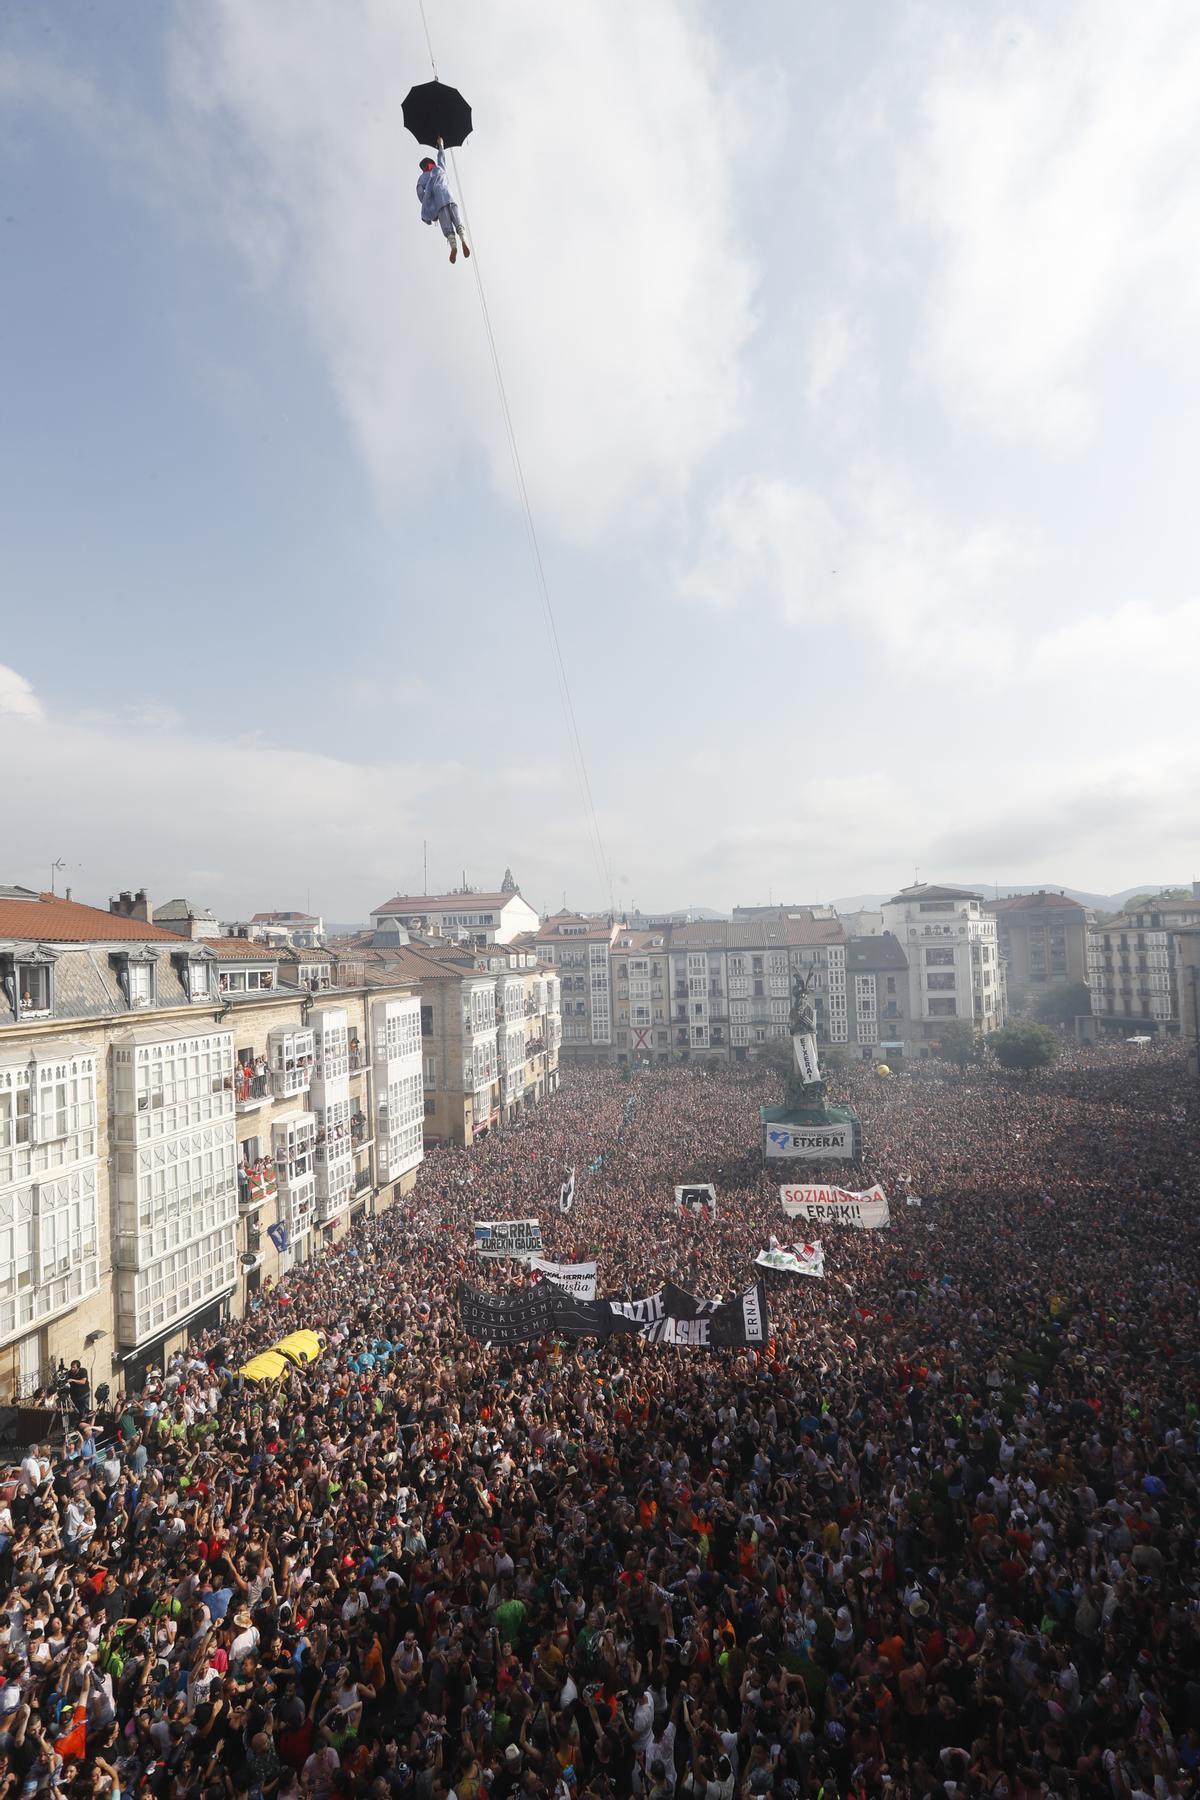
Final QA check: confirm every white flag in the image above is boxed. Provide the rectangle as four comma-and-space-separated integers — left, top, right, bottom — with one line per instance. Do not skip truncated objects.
559, 1167, 575, 1214
755, 1241, 825, 1278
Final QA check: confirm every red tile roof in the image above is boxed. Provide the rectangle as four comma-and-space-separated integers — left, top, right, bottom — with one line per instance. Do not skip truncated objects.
984, 891, 1086, 914
846, 932, 908, 972
373, 892, 519, 914
199, 938, 283, 960
0, 894, 181, 944
358, 944, 477, 983
668, 917, 846, 949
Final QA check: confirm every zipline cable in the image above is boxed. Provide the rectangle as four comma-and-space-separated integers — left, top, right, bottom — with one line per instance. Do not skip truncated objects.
415, 0, 613, 913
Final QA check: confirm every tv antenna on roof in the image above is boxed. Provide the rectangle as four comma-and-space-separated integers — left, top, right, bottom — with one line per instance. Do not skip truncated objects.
50, 858, 66, 895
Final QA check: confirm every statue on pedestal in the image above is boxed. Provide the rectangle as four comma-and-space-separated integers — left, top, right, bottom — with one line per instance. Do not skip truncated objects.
784, 969, 827, 1116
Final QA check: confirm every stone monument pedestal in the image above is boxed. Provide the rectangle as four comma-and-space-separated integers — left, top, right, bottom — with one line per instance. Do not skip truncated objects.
761, 1101, 862, 1165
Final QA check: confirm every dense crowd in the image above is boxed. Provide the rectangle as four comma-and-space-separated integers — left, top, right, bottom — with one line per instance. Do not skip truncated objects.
7, 1038, 1200, 1800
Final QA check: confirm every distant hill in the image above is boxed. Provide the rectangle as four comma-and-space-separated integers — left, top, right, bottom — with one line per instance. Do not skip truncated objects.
831, 883, 1189, 914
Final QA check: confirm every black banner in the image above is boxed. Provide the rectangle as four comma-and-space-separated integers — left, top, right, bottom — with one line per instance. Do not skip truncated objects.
456, 1278, 768, 1351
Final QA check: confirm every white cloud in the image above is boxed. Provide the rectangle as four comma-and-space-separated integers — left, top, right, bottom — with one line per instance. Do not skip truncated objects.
1032, 597, 1200, 684
804, 307, 872, 415
0, 673, 583, 918
679, 469, 1022, 667
0, 663, 43, 720
165, 0, 756, 542
897, 4, 1200, 441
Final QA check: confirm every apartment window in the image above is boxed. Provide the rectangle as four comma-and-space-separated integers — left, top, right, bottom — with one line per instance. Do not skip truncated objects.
125, 959, 155, 1009
919, 900, 953, 913
0, 1088, 32, 1151
753, 980, 764, 997
187, 960, 210, 1000
17, 963, 53, 1015
925, 948, 955, 967
424, 1098, 435, 1117
886, 977, 896, 995
218, 968, 274, 993
928, 998, 957, 1017
927, 973, 956, 992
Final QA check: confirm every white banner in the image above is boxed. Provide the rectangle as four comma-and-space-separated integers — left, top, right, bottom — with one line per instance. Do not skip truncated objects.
756, 1240, 825, 1277
765, 1122, 855, 1160
792, 1032, 821, 1086
529, 1257, 597, 1300
474, 1218, 543, 1258
559, 1167, 575, 1214
674, 1184, 717, 1220
780, 1183, 891, 1230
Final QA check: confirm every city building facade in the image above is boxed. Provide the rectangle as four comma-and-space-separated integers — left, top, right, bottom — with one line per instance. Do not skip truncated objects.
355, 940, 560, 1145
844, 933, 911, 1061
984, 890, 1091, 1012
881, 885, 1006, 1047
534, 913, 619, 1062
370, 888, 539, 946
1087, 891, 1200, 1035
0, 890, 421, 1401
219, 911, 325, 948
1177, 926, 1200, 1081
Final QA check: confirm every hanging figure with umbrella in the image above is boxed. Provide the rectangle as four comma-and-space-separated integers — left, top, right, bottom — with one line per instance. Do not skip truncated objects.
404, 77, 473, 266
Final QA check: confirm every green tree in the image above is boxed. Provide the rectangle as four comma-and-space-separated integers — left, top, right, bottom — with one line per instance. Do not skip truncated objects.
760, 1037, 795, 1083
990, 1021, 1061, 1074
1034, 982, 1092, 1026
936, 1018, 982, 1070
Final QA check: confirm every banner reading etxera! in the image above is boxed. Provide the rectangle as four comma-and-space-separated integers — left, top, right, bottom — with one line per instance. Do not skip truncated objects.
474, 1218, 543, 1258
780, 1183, 891, 1229
765, 1122, 855, 1159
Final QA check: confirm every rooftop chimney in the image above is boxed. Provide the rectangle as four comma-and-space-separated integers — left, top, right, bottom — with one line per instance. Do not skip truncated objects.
109, 889, 153, 923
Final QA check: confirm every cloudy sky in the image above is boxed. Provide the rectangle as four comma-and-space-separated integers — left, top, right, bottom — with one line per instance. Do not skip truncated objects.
3, 0, 1198, 921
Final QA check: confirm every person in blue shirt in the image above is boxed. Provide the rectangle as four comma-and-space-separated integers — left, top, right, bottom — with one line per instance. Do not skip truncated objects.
416, 140, 470, 265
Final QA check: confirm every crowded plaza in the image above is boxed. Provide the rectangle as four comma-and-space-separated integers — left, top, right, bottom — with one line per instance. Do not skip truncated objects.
6, 1040, 1200, 1800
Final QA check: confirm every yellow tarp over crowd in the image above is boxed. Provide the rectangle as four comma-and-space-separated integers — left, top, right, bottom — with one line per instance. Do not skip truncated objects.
240, 1328, 323, 1381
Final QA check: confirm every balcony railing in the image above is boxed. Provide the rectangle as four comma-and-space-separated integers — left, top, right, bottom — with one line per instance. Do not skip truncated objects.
234, 1066, 270, 1109
354, 1167, 372, 1194
348, 1046, 366, 1073
239, 1157, 278, 1209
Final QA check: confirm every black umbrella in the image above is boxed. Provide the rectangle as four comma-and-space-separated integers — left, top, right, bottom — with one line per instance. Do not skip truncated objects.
402, 79, 472, 150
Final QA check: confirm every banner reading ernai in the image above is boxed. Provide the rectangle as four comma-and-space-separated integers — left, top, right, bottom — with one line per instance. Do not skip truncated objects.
529, 1257, 597, 1300
474, 1218, 543, 1258
765, 1121, 855, 1160
779, 1184, 890, 1230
